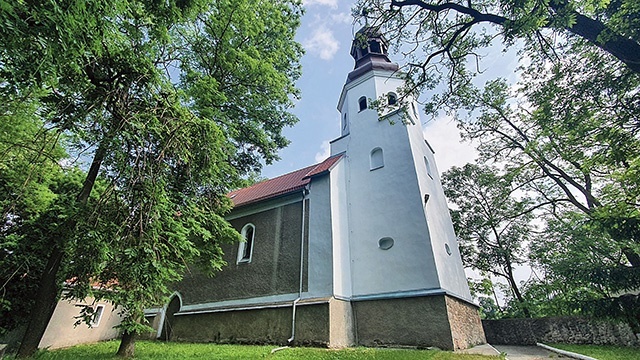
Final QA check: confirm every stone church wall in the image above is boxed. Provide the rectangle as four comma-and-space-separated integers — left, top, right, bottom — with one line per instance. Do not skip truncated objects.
174, 201, 305, 305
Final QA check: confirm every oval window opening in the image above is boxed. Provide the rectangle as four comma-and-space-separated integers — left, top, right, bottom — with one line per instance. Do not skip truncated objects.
445, 243, 452, 256
378, 237, 394, 250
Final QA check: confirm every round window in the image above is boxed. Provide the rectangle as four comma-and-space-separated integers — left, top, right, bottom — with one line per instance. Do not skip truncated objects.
378, 237, 394, 250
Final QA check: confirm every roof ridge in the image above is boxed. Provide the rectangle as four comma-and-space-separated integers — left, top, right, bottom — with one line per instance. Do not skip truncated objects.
229, 154, 344, 208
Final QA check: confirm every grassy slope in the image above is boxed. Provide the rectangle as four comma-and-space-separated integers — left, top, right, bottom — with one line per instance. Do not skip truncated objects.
550, 343, 640, 360
22, 341, 501, 360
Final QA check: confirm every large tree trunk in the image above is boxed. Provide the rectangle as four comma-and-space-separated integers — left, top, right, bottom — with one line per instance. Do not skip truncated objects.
16, 143, 108, 358
390, 0, 640, 74
116, 330, 136, 358
16, 247, 64, 358
551, 1, 640, 74
505, 262, 532, 318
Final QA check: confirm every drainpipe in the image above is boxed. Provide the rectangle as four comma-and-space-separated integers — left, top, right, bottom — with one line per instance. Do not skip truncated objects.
288, 185, 309, 344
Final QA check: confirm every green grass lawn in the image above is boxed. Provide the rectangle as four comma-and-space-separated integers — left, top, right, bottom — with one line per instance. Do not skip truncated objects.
550, 343, 640, 360
18, 341, 502, 359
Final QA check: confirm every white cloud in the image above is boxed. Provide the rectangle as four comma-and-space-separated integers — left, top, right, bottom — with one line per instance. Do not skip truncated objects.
331, 12, 353, 24
303, 27, 340, 60
315, 140, 331, 163
422, 116, 478, 175
303, 0, 338, 9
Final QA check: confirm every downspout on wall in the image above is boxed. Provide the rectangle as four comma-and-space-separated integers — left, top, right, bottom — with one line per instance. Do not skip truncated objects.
288, 185, 309, 344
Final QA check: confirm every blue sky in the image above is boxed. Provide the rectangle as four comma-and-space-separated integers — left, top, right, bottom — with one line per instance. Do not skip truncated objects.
261, 0, 496, 180
260, 0, 357, 179
262, 0, 522, 182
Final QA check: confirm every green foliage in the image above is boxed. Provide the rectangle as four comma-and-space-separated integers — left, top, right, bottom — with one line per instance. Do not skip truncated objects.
0, 0, 304, 354
5, 341, 503, 360
0, 168, 91, 336
443, 164, 535, 316
468, 278, 503, 319
0, 92, 69, 336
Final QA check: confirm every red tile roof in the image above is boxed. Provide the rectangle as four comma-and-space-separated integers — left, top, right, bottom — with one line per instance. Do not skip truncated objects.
229, 154, 343, 208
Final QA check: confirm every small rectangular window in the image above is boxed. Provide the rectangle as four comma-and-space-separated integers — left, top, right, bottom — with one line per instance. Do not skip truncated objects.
91, 305, 105, 327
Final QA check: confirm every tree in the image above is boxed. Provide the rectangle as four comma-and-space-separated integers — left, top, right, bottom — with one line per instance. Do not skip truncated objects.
467, 277, 504, 319
1, 0, 303, 357
528, 211, 640, 328
443, 164, 536, 317
0, 94, 67, 338
355, 1, 640, 83
357, 0, 640, 264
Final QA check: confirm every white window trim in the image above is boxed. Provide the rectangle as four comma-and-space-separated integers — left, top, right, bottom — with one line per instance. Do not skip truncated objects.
237, 223, 255, 264
91, 304, 106, 328
358, 96, 368, 112
370, 147, 384, 170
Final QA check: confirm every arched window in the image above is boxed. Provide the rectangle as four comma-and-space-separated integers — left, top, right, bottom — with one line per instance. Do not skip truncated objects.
237, 223, 255, 263
387, 93, 397, 105
370, 147, 384, 170
424, 156, 433, 178
358, 96, 367, 111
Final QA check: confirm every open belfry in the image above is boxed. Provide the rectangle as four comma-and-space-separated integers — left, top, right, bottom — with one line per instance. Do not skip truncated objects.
151, 25, 486, 350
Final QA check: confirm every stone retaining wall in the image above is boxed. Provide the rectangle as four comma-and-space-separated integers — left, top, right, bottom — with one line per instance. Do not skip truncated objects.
482, 317, 639, 346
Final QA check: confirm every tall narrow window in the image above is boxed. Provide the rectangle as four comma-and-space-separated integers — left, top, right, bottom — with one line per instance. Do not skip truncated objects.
237, 223, 255, 263
359, 96, 367, 111
387, 93, 397, 105
424, 156, 433, 178
342, 113, 348, 130
370, 147, 384, 170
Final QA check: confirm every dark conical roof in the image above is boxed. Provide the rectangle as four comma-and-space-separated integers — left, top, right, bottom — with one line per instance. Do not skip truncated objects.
347, 26, 399, 83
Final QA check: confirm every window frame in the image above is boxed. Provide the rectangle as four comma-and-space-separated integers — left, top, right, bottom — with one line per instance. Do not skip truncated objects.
358, 96, 368, 112
387, 92, 397, 106
370, 147, 384, 170
424, 156, 433, 179
237, 223, 255, 264
91, 304, 105, 328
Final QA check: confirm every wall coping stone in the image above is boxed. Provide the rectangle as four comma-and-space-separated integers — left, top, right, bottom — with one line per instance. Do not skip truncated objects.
537, 343, 598, 360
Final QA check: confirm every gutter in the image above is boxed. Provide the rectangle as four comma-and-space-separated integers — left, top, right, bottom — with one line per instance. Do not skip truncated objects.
288, 185, 309, 344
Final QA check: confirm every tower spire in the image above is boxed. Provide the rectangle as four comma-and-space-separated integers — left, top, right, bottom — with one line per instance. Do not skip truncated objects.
347, 25, 398, 83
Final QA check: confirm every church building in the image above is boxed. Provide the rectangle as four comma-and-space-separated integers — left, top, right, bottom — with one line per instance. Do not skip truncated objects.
154, 26, 486, 350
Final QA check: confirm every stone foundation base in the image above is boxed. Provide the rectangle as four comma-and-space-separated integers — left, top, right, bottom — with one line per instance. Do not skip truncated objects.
171, 302, 330, 346
166, 294, 485, 350
353, 294, 485, 350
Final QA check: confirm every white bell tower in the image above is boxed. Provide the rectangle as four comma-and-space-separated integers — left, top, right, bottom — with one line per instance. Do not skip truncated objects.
330, 26, 472, 303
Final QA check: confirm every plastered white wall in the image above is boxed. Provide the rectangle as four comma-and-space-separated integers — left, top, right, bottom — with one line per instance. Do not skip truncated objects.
40, 297, 122, 349
329, 159, 352, 298
331, 68, 472, 301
